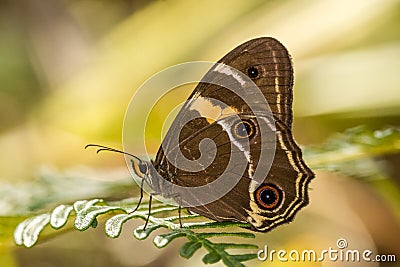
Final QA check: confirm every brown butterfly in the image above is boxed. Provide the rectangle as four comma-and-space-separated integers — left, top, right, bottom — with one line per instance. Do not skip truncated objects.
88, 37, 314, 232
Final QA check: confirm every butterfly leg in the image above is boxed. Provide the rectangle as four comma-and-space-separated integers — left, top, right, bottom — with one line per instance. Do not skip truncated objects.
143, 194, 153, 230
178, 205, 183, 228
168, 193, 183, 228
129, 178, 145, 214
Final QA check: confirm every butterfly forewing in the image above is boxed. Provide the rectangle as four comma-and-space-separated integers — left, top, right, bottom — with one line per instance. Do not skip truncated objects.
190, 37, 294, 128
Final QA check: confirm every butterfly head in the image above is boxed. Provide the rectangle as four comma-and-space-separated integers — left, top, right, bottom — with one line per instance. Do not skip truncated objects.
131, 158, 168, 196
85, 143, 154, 183
132, 159, 149, 179
131, 159, 158, 190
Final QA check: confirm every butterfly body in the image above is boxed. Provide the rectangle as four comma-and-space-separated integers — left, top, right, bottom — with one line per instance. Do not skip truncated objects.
133, 37, 314, 232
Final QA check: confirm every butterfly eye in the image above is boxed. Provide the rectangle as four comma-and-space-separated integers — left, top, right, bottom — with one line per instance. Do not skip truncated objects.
255, 184, 283, 210
247, 66, 259, 78
233, 120, 255, 139
132, 161, 148, 178
139, 162, 148, 173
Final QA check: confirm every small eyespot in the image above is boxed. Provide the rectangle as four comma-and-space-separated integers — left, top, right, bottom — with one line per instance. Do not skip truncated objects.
247, 66, 259, 78
233, 120, 255, 139
255, 184, 283, 210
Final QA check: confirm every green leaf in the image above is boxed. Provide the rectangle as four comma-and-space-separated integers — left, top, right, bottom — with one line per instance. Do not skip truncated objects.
74, 199, 124, 231
305, 126, 400, 173
105, 213, 134, 238
14, 214, 50, 248
50, 204, 73, 229
91, 218, 98, 228
230, 254, 258, 262
14, 217, 34, 246
304, 126, 400, 219
133, 224, 164, 240
197, 232, 255, 239
217, 243, 259, 249
153, 231, 186, 248
180, 241, 202, 259
73, 199, 100, 213
202, 252, 222, 264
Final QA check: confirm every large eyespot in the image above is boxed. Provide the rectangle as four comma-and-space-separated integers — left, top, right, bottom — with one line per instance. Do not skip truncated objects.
132, 160, 148, 178
232, 120, 256, 139
247, 66, 259, 79
255, 184, 283, 210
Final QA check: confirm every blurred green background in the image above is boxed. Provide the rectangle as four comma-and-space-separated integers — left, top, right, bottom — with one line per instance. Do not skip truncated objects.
0, 0, 399, 266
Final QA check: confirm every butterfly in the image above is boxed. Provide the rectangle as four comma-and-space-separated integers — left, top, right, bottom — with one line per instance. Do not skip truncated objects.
87, 37, 314, 232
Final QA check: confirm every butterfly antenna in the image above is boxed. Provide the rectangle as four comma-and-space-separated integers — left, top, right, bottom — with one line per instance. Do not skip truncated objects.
85, 144, 143, 163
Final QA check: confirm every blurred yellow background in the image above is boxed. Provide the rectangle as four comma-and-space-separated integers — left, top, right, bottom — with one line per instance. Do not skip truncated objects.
0, 0, 399, 266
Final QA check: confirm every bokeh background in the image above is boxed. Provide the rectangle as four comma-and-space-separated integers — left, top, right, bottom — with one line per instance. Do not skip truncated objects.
0, 0, 399, 266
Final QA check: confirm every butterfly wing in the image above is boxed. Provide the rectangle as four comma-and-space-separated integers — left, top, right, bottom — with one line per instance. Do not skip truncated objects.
187, 37, 294, 128
154, 37, 293, 173
157, 113, 312, 231
151, 37, 314, 232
